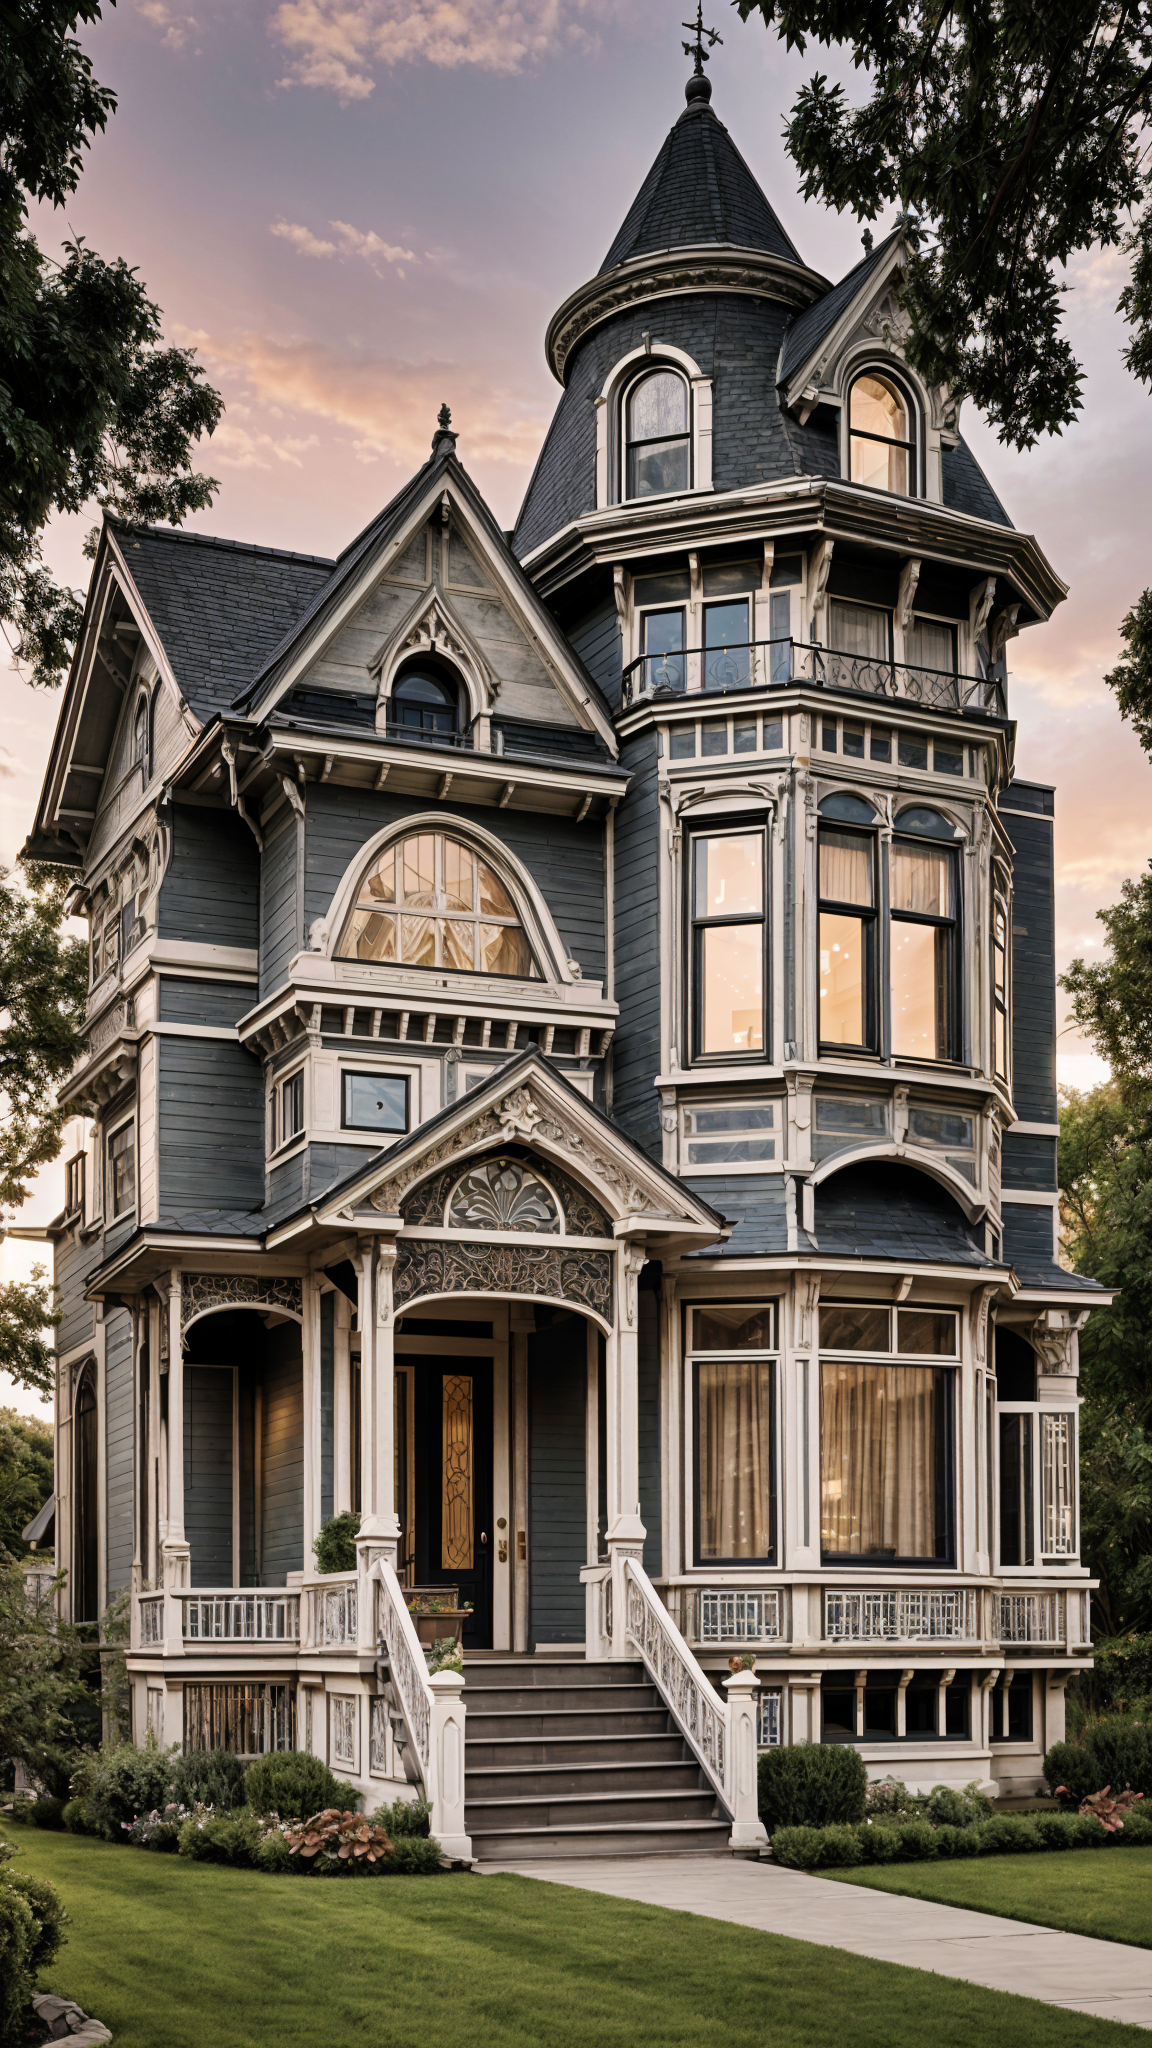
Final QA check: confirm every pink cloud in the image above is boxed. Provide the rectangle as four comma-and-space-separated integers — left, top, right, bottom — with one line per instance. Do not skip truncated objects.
270, 0, 610, 98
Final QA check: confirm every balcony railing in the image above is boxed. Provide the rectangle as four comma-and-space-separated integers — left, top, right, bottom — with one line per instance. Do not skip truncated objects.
695, 1589, 783, 1644
182, 1593, 300, 1643
309, 1579, 358, 1647
621, 637, 1006, 717
996, 1592, 1061, 1644
824, 1588, 980, 1644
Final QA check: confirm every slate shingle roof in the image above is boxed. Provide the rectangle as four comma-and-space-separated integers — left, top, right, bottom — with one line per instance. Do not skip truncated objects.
813, 1162, 995, 1266
116, 526, 334, 726
942, 439, 1014, 528
599, 91, 803, 272
778, 233, 898, 385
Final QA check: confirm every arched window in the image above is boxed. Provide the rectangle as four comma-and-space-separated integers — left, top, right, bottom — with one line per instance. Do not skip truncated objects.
848, 372, 917, 495
390, 663, 461, 738
73, 1368, 98, 1623
337, 830, 539, 977
624, 368, 690, 500
147, 688, 160, 779
132, 696, 148, 769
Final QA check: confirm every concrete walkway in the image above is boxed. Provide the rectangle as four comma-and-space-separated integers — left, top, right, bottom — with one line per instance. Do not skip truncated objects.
479, 1854, 1152, 2029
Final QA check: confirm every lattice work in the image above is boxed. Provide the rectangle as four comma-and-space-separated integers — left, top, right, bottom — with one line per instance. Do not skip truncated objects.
997, 1592, 1060, 1643
369, 1698, 389, 1777
442, 1374, 474, 1571
139, 1595, 164, 1646
696, 1590, 782, 1644
377, 1572, 431, 1767
758, 1690, 782, 1748
330, 1695, 357, 1770
313, 1584, 357, 1646
181, 1274, 302, 1338
823, 1589, 978, 1643
183, 1682, 295, 1755
393, 1237, 611, 1320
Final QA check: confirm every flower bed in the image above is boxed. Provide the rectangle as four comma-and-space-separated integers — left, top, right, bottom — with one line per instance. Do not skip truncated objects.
771, 1778, 1152, 1871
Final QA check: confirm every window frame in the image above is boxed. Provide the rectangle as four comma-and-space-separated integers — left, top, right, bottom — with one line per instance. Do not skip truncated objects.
686, 1301, 779, 1569
64, 1153, 85, 1221
335, 828, 541, 981
341, 1069, 410, 1136
992, 888, 1011, 1083
846, 367, 921, 498
621, 365, 692, 503
273, 1067, 306, 1154
818, 1301, 958, 1569
687, 823, 769, 1067
106, 1116, 137, 1221
888, 827, 961, 1064
639, 604, 687, 694
995, 1398, 1078, 1570
817, 822, 879, 1055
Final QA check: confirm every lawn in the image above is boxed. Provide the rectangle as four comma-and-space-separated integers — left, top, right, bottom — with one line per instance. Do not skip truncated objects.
8, 1831, 1151, 2048
824, 1846, 1152, 1948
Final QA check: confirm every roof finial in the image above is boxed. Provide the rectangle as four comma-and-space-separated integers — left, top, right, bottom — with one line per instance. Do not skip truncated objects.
438, 402, 452, 431
862, 228, 874, 255
431, 402, 457, 457
682, 2, 720, 102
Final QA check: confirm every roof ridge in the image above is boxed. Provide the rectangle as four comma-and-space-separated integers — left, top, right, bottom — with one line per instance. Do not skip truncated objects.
114, 522, 335, 570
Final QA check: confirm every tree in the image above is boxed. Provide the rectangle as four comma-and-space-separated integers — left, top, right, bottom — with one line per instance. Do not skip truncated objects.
736, 0, 1152, 452
1, 2, 222, 688
0, 1555, 91, 1797
1104, 589, 1152, 759
0, 1411, 53, 1560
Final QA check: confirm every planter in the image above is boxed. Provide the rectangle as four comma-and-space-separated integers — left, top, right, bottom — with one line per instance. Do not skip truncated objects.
413, 1610, 469, 1648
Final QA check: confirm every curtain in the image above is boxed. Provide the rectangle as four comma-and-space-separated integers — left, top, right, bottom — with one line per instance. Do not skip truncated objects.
821, 1363, 943, 1557
907, 619, 955, 672
891, 843, 951, 915
698, 1359, 773, 1559
819, 831, 872, 906
829, 600, 890, 660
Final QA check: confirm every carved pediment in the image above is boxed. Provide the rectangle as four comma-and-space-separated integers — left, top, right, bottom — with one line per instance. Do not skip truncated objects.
369, 586, 496, 717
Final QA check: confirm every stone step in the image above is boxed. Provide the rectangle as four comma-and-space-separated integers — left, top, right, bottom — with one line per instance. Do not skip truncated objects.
465, 1759, 706, 1801
469, 1819, 732, 1862
465, 1706, 672, 1740
463, 1683, 659, 1715
465, 1789, 719, 1830
465, 1731, 688, 1769
463, 1657, 644, 1690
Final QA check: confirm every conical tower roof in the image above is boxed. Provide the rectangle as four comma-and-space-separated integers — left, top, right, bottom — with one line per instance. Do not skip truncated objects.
599, 75, 802, 274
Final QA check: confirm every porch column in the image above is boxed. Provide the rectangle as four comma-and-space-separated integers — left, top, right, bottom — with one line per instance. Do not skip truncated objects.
355, 1234, 401, 1557
160, 1269, 189, 1589
303, 1274, 323, 1557
604, 1240, 647, 1659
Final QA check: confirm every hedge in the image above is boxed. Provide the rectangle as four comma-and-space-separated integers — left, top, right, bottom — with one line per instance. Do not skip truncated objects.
1044, 1717, 1152, 1806
758, 1744, 868, 1833
771, 1806, 1152, 1870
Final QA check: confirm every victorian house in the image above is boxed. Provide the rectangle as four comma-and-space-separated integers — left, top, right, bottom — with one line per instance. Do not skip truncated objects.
26, 65, 1103, 1860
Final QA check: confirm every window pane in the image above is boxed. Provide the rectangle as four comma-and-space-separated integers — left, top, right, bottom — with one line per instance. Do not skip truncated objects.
849, 375, 908, 443
108, 1123, 136, 1217
891, 843, 952, 916
694, 835, 762, 918
697, 1358, 774, 1559
477, 857, 515, 919
441, 919, 475, 971
700, 925, 762, 1053
819, 912, 866, 1044
998, 1411, 1034, 1566
907, 619, 955, 671
819, 830, 873, 906
344, 908, 397, 961
400, 915, 435, 966
627, 369, 687, 440
359, 853, 396, 904
1041, 1413, 1075, 1554
343, 1073, 407, 1132
828, 601, 890, 662
821, 1361, 946, 1558
642, 608, 685, 677
443, 839, 473, 913
703, 601, 751, 689
820, 1305, 889, 1351
401, 835, 436, 908
628, 440, 689, 499
850, 435, 909, 493
994, 1005, 1008, 1077
891, 920, 946, 1059
480, 923, 536, 976
897, 1310, 957, 1356
692, 1305, 774, 1351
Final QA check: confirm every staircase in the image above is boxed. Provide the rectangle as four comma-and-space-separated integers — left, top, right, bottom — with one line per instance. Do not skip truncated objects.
463, 1652, 733, 1860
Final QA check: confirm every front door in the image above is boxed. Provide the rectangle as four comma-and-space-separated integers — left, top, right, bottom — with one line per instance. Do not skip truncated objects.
414, 1357, 494, 1649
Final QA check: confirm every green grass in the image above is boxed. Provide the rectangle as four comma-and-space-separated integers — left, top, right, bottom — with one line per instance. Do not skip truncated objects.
824, 1846, 1152, 1948
7, 1832, 1151, 2048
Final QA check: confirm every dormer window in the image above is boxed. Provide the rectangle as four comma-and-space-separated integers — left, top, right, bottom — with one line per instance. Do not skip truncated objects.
624, 368, 690, 499
848, 372, 917, 496
390, 662, 461, 738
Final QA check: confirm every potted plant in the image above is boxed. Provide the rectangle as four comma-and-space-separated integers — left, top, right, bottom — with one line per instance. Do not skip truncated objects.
405, 1588, 472, 1647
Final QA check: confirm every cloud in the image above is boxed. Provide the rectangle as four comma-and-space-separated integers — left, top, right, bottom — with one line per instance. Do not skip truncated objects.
0, 746, 25, 782
211, 417, 321, 470
270, 218, 417, 275
270, 0, 608, 99
137, 0, 199, 49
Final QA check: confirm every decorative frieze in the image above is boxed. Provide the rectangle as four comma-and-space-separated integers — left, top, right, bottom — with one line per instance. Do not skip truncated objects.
393, 1237, 612, 1321
181, 1274, 303, 1338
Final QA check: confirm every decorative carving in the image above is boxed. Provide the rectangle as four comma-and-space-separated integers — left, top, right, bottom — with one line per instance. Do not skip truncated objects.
620, 1242, 647, 1327
181, 1274, 303, 1338
546, 248, 823, 382
1030, 1308, 1086, 1377
448, 1159, 561, 1233
393, 1239, 612, 1321
975, 1286, 999, 1366
376, 1241, 397, 1328
794, 1273, 820, 1350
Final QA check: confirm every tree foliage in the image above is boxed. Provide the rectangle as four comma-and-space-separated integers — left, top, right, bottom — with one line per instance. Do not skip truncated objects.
0, 1410, 53, 1557
0, 863, 87, 1210
736, 0, 1152, 451
1103, 588, 1152, 759
0, 1556, 89, 1797
1, 2, 222, 687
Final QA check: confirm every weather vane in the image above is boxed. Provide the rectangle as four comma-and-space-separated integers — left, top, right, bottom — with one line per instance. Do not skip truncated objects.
682, 2, 722, 76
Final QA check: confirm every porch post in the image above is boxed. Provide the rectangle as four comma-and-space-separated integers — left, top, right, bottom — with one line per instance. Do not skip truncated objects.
160, 1270, 190, 1589
355, 1235, 401, 1651
604, 1240, 647, 1659
303, 1274, 323, 1558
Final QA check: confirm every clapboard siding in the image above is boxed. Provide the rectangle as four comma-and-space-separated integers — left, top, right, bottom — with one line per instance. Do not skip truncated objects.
1001, 1132, 1057, 1193
1004, 789, 1057, 1125
158, 977, 256, 1026
260, 1326, 304, 1583
320, 1292, 334, 1524
183, 1367, 234, 1586
528, 1317, 586, 1644
565, 598, 623, 712
638, 1287, 661, 1578
612, 731, 661, 1159
264, 1142, 378, 1229
261, 815, 299, 999
56, 1236, 96, 1357
1003, 1199, 1057, 1266
104, 1309, 134, 1598
158, 1038, 264, 1215
302, 785, 606, 986
158, 804, 259, 948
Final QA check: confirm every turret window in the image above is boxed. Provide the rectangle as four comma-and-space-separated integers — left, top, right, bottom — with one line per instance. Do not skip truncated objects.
690, 829, 767, 1060
890, 834, 958, 1061
848, 373, 918, 496
624, 368, 690, 499
338, 830, 538, 978
818, 827, 877, 1051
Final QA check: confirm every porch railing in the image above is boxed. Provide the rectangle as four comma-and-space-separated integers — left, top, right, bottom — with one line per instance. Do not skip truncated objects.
824, 1588, 979, 1644
138, 1594, 164, 1647
308, 1578, 358, 1647
182, 1592, 300, 1643
620, 636, 1006, 717
695, 1588, 783, 1645
624, 1556, 766, 1850
996, 1591, 1062, 1644
373, 1558, 470, 1860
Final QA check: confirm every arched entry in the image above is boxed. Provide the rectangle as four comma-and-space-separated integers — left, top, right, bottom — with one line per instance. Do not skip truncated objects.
73, 1365, 99, 1622
182, 1307, 304, 1587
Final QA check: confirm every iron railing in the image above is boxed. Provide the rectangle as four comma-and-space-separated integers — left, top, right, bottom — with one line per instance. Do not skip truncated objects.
621, 636, 1005, 717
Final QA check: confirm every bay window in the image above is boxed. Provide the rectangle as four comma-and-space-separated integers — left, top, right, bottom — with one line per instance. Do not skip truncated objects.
818, 826, 876, 1051
993, 894, 1010, 1079
690, 829, 766, 1060
691, 1304, 776, 1564
820, 1303, 955, 1563
890, 830, 958, 1061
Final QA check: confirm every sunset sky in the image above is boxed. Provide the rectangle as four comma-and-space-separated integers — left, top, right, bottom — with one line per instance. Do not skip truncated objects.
2, 0, 1148, 1411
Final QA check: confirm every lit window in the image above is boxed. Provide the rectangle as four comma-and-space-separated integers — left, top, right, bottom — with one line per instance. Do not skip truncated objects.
690, 831, 766, 1059
819, 1302, 955, 1562
107, 1121, 136, 1218
624, 369, 690, 499
690, 1304, 777, 1564
848, 373, 917, 494
992, 897, 1010, 1079
890, 836, 958, 1061
818, 827, 876, 1050
338, 832, 539, 978
342, 1072, 407, 1134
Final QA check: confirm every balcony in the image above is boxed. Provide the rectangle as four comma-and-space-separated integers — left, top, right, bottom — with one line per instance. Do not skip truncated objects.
825, 1588, 980, 1644
620, 637, 1006, 717
182, 1592, 300, 1643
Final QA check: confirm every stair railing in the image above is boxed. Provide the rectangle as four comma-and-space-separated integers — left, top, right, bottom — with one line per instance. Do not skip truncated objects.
372, 1558, 471, 1861
624, 1555, 767, 1851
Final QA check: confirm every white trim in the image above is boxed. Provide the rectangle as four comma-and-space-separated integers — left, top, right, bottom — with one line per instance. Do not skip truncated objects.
1011, 1122, 1059, 1138
1001, 1190, 1058, 1206
595, 342, 713, 510
997, 808, 1053, 824
148, 1023, 240, 1041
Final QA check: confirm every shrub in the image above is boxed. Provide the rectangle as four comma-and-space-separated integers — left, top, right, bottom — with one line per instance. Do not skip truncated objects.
1120, 1807, 1152, 1844
27, 1796, 64, 1831
864, 1778, 923, 1819
244, 1752, 353, 1822
888, 1819, 939, 1861
178, 1807, 260, 1867
171, 1749, 248, 1814
61, 1797, 99, 1836
924, 1783, 992, 1829
758, 1744, 868, 1833
1, 1868, 67, 1973
976, 1814, 1042, 1854
285, 1809, 393, 1874
1033, 1811, 1082, 1850
381, 1834, 443, 1875
1044, 1739, 1096, 1806
1046, 1716, 1152, 1805
254, 1830, 295, 1875
76, 1744, 175, 1841
933, 1823, 982, 1859
1075, 1633, 1152, 1718
0, 1883, 37, 2045
371, 1796, 432, 1839
123, 1805, 188, 1851
312, 1512, 360, 1574
768, 1825, 828, 1870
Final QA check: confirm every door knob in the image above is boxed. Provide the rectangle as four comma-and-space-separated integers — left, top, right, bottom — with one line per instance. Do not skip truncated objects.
480, 1531, 488, 1545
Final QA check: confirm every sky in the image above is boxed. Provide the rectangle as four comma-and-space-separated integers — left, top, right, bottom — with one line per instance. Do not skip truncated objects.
1, 0, 1148, 1413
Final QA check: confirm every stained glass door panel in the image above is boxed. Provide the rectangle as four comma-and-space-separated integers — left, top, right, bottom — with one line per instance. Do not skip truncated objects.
415, 1358, 493, 1648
